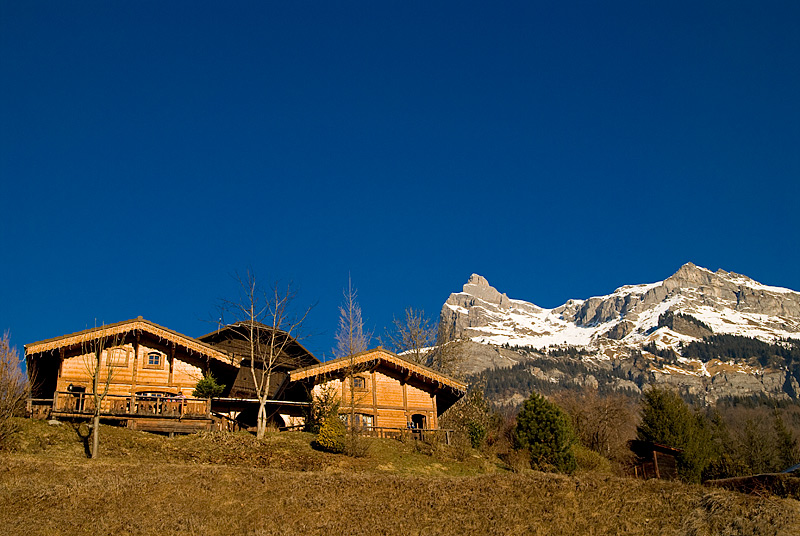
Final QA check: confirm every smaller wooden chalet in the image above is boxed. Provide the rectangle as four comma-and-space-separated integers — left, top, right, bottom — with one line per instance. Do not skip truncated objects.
197, 321, 319, 400
630, 440, 682, 480
290, 347, 467, 432
25, 317, 239, 434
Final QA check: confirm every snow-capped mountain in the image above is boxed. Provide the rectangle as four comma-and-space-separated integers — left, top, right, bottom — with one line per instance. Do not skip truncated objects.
439, 264, 800, 403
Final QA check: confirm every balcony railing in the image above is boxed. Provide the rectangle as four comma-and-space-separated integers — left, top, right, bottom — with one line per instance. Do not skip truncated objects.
357, 426, 454, 444
276, 424, 455, 445
51, 391, 211, 419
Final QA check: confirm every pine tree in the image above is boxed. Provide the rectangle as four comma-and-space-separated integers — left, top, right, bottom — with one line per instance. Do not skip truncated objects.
192, 372, 225, 398
636, 387, 712, 482
513, 391, 576, 473
773, 409, 799, 470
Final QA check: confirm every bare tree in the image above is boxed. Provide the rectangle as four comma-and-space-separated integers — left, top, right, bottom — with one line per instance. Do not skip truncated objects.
334, 276, 372, 454
555, 390, 637, 469
0, 331, 28, 449
81, 324, 122, 459
427, 321, 467, 376
222, 271, 312, 439
385, 307, 437, 365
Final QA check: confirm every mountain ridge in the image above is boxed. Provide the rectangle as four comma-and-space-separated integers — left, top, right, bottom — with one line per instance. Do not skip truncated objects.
438, 263, 800, 404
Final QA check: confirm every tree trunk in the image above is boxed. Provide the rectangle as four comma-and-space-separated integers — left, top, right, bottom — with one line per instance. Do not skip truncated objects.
92, 348, 101, 459
256, 402, 266, 439
91, 413, 100, 458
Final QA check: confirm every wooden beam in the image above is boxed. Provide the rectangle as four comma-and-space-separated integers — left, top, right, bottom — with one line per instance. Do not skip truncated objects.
130, 335, 139, 397
402, 382, 408, 423
431, 393, 438, 428
168, 343, 175, 385
57, 347, 64, 379
371, 370, 378, 426
653, 450, 661, 479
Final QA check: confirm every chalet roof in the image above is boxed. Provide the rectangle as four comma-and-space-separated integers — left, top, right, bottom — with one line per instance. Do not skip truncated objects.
289, 347, 467, 395
197, 321, 320, 365
629, 439, 684, 456
25, 317, 231, 364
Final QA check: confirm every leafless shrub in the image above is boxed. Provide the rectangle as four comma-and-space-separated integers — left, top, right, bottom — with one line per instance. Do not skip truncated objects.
0, 331, 28, 449
555, 390, 637, 470
503, 448, 531, 473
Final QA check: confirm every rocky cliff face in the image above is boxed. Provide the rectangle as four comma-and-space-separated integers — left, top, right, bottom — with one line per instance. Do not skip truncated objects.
439, 263, 800, 404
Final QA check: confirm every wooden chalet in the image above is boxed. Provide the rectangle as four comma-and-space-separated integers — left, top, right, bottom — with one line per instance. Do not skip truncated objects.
290, 347, 467, 435
629, 440, 682, 480
26, 321, 465, 437
25, 317, 239, 434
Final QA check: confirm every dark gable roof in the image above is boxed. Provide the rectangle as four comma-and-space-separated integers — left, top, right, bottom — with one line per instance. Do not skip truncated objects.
25, 317, 231, 364
197, 321, 320, 366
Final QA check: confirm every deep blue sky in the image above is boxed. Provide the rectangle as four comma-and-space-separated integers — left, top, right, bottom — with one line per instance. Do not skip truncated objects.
2, 2, 799, 360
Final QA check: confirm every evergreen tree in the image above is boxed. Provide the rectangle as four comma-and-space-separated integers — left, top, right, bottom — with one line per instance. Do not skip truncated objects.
314, 404, 347, 454
636, 387, 712, 482
513, 391, 576, 473
773, 409, 800, 470
192, 372, 225, 398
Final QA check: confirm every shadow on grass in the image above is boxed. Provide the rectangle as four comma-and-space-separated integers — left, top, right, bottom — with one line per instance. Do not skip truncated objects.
72, 421, 92, 458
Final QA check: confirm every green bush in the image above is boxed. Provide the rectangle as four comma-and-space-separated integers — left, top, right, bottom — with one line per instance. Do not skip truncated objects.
513, 391, 576, 474
573, 445, 613, 474
466, 421, 487, 449
314, 412, 346, 454
192, 373, 225, 398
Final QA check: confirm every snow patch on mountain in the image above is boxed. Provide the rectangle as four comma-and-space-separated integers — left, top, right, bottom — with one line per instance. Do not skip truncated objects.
440, 265, 800, 356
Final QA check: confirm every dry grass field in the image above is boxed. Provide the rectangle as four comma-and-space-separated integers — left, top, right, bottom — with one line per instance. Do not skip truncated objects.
1, 419, 799, 536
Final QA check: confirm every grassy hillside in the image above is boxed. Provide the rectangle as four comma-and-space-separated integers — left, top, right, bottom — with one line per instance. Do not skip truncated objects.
1, 419, 799, 536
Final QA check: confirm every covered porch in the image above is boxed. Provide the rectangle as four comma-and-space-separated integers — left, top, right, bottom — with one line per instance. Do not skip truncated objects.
31, 391, 215, 434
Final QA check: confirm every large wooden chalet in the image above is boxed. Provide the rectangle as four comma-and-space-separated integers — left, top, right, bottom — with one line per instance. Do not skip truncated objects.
25, 318, 465, 436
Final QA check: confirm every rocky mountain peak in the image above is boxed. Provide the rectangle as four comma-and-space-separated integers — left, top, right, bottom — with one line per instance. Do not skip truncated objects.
462, 274, 510, 307
440, 262, 800, 352
664, 262, 720, 290
438, 264, 800, 404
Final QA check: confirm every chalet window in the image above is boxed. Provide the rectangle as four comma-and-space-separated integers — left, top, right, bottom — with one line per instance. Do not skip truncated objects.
106, 347, 130, 367
352, 376, 367, 390
339, 413, 374, 429
144, 351, 164, 369
356, 413, 373, 428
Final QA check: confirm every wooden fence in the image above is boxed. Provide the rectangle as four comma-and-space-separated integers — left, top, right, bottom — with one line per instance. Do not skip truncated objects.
276, 424, 455, 445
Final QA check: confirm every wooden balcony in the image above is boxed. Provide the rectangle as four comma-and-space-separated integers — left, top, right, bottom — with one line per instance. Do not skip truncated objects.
50, 391, 211, 420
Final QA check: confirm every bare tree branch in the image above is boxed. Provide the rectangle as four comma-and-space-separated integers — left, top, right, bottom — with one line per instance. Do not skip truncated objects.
220, 271, 313, 439
385, 307, 437, 365
334, 276, 373, 455
0, 331, 28, 449
81, 323, 122, 459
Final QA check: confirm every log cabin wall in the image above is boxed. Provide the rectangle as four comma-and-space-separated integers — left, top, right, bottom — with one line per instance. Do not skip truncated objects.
56, 333, 206, 397
315, 368, 438, 429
